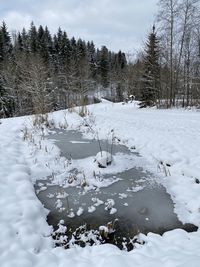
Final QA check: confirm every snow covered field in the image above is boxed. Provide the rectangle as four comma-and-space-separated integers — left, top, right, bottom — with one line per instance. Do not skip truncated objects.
1, 101, 200, 267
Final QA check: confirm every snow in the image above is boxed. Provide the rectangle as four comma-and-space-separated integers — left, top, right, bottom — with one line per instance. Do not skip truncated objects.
127, 185, 145, 192
105, 198, 115, 210
77, 207, 84, 216
92, 197, 104, 206
119, 193, 128, 199
67, 211, 75, 218
56, 192, 68, 199
109, 207, 117, 214
70, 141, 90, 144
88, 205, 96, 213
94, 151, 112, 168
55, 199, 63, 209
1, 101, 200, 266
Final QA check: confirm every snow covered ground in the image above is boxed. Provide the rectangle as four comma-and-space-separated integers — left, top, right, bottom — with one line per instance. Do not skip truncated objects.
1, 101, 200, 266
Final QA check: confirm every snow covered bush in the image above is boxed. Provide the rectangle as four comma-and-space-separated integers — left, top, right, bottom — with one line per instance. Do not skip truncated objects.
32, 113, 55, 130
94, 151, 112, 168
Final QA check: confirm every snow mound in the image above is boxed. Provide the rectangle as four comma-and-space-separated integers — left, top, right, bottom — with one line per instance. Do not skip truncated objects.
94, 151, 112, 168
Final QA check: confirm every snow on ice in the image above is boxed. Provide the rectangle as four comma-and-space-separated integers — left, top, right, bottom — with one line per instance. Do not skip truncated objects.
0, 101, 200, 266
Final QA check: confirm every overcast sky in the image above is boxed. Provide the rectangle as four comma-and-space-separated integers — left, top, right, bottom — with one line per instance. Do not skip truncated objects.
0, 0, 158, 53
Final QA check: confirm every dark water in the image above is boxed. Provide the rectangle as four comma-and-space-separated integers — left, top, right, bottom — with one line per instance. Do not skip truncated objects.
35, 130, 197, 247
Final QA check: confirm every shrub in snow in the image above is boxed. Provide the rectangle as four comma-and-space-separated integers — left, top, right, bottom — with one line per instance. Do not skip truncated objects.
104, 199, 117, 214
94, 151, 112, 168
105, 198, 115, 210
157, 161, 171, 176
67, 225, 102, 248
32, 113, 54, 129
68, 209, 75, 218
92, 197, 104, 206
52, 220, 68, 247
99, 220, 118, 241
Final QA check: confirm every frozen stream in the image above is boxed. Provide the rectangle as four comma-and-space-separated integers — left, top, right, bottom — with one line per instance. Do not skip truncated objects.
35, 130, 197, 248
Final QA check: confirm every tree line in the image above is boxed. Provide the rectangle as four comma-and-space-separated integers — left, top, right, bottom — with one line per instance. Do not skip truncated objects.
1, 0, 200, 118
0, 21, 127, 117
139, 0, 200, 108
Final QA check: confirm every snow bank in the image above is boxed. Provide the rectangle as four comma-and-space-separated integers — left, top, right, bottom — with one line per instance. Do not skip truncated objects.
1, 103, 200, 266
81, 102, 200, 225
0, 118, 53, 266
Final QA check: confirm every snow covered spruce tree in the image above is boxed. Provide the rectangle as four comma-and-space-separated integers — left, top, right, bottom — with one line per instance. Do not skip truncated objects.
0, 22, 14, 117
140, 26, 160, 108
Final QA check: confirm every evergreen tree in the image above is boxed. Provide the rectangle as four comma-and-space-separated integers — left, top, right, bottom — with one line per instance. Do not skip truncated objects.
37, 25, 45, 53
0, 29, 3, 61
0, 22, 13, 117
29, 22, 38, 53
56, 27, 63, 57
0, 21, 12, 60
37, 25, 52, 63
99, 46, 109, 88
53, 28, 70, 71
44, 26, 53, 52
70, 37, 77, 57
140, 26, 160, 108
76, 39, 92, 94
0, 73, 14, 118
69, 36, 78, 77
0, 21, 132, 116
21, 28, 29, 52
110, 50, 127, 102
61, 31, 71, 68
87, 41, 96, 79
16, 32, 23, 51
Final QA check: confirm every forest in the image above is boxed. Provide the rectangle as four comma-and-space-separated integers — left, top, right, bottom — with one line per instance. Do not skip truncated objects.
0, 0, 200, 118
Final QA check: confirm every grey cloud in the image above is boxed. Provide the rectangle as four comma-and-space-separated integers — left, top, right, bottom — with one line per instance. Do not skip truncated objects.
0, 0, 158, 52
